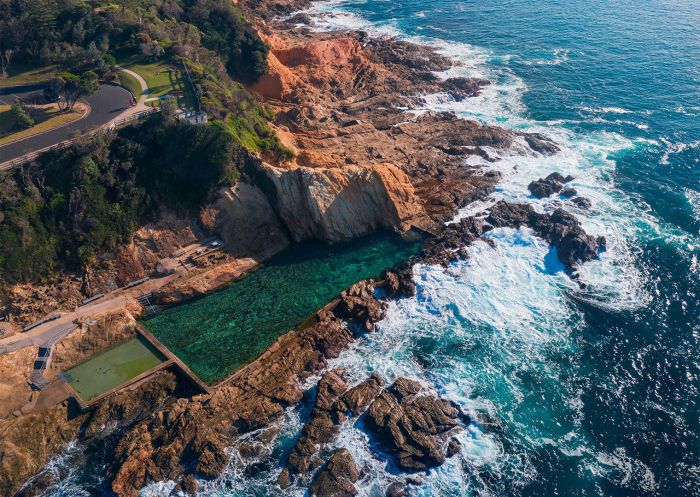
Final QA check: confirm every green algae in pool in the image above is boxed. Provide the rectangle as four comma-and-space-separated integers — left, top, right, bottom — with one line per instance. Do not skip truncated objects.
64, 335, 167, 402
142, 231, 423, 385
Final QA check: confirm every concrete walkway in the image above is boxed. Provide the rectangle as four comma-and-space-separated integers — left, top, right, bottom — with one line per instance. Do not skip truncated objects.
113, 67, 151, 122
0, 274, 177, 356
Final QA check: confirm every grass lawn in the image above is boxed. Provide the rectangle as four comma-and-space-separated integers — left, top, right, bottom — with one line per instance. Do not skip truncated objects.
0, 64, 57, 87
0, 105, 14, 135
117, 56, 199, 110
0, 104, 86, 145
115, 70, 143, 99
118, 56, 184, 99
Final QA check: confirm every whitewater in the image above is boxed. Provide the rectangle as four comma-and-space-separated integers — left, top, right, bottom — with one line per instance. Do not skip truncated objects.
40, 1, 700, 496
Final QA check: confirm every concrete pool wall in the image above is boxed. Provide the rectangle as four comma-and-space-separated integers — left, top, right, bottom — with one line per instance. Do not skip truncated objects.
63, 330, 208, 409
141, 231, 424, 385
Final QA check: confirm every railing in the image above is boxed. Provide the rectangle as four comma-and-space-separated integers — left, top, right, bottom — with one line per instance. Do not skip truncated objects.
0, 108, 159, 170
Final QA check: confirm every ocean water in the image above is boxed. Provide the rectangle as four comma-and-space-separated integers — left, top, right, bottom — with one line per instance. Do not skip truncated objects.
36, 1, 700, 496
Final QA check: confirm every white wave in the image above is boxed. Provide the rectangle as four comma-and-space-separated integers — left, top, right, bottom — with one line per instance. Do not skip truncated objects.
139, 481, 177, 497
522, 48, 571, 66
687, 188, 700, 224
660, 138, 700, 165
198, 2, 676, 496
580, 105, 635, 115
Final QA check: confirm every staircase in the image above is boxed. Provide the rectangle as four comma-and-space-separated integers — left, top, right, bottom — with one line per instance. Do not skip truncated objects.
136, 293, 158, 316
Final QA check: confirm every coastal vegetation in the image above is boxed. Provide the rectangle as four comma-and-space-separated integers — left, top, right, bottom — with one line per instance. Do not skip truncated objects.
0, 0, 292, 284
0, 111, 243, 282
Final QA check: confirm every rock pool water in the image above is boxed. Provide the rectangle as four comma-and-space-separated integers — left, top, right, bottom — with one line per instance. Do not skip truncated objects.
142, 231, 423, 385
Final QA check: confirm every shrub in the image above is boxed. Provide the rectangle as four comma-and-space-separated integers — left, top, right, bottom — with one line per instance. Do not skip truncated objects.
10, 100, 33, 129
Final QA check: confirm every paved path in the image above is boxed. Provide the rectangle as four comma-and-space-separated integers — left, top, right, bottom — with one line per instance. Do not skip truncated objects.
0, 274, 178, 355
0, 322, 78, 354
0, 83, 132, 164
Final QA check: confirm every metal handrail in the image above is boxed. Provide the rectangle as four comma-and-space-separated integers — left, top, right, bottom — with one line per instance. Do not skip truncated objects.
0, 108, 160, 170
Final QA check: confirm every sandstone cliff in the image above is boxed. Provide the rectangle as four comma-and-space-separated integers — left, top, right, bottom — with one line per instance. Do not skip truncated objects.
259, 162, 428, 242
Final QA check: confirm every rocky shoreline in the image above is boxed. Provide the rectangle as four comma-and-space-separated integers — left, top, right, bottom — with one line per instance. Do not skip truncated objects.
1, 1, 607, 496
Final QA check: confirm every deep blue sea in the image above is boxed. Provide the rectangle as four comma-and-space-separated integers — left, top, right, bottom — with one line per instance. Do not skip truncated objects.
39, 1, 700, 496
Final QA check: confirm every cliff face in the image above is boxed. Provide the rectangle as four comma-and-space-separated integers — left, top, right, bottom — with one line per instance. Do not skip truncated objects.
259, 163, 428, 242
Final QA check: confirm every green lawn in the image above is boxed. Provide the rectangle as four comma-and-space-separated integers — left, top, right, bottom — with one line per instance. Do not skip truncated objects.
118, 57, 184, 99
0, 64, 57, 87
116, 56, 200, 110
115, 70, 143, 99
0, 104, 86, 145
64, 336, 167, 402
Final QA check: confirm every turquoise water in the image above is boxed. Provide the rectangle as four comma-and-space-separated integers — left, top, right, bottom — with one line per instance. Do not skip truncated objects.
281, 2, 698, 497
143, 232, 423, 385
37, 1, 699, 496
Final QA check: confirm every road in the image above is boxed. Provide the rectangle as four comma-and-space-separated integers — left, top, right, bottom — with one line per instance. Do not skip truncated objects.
0, 322, 78, 354
0, 83, 132, 163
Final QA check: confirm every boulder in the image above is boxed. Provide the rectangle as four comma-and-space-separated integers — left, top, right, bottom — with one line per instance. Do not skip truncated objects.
337, 281, 388, 331
334, 372, 384, 417
386, 482, 407, 497
364, 378, 462, 471
441, 77, 490, 100
446, 437, 462, 457
486, 201, 603, 267
384, 261, 416, 298
309, 448, 359, 497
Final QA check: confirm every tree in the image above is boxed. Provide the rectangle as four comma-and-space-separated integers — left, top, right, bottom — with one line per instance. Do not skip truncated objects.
0, 48, 13, 79
10, 100, 34, 129
49, 71, 100, 111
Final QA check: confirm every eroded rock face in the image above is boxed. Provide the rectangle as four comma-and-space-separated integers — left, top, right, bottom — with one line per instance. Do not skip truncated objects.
285, 370, 349, 478
260, 162, 427, 242
1, 372, 178, 497
365, 378, 462, 471
214, 183, 291, 259
108, 277, 393, 496
309, 448, 359, 497
282, 370, 384, 486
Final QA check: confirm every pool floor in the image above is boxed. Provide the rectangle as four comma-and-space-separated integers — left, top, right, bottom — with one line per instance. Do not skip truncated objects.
143, 231, 423, 385
63, 335, 167, 402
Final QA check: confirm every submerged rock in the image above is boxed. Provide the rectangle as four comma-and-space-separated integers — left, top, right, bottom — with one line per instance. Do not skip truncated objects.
571, 196, 593, 209
522, 133, 561, 156
442, 77, 491, 100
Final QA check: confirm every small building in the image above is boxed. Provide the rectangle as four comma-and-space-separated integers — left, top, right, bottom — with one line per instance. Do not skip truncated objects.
180, 110, 208, 125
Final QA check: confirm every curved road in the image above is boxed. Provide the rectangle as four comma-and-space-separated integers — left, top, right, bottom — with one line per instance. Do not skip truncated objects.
0, 83, 132, 164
